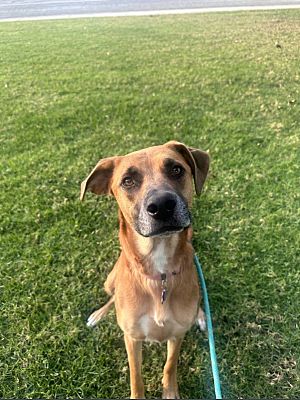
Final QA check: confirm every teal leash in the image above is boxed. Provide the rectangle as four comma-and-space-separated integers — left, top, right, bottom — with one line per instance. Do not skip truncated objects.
194, 254, 223, 400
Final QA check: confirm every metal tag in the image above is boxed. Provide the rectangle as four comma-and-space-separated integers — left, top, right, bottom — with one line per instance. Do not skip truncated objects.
161, 273, 167, 304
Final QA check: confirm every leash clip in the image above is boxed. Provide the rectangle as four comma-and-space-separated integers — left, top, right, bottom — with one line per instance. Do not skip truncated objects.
161, 273, 167, 304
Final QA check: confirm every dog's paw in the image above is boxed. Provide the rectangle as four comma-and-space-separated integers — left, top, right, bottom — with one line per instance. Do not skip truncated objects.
86, 308, 106, 328
87, 296, 115, 328
197, 317, 206, 332
162, 373, 179, 399
197, 308, 206, 332
162, 387, 179, 399
86, 314, 98, 328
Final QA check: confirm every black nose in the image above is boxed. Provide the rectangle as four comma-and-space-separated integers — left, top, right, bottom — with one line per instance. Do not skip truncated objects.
146, 193, 177, 220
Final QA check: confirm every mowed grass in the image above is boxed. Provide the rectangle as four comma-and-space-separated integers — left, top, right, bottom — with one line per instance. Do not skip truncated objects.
0, 10, 299, 398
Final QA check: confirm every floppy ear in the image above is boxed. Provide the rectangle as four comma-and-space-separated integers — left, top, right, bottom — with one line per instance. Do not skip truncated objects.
80, 156, 119, 201
166, 141, 210, 195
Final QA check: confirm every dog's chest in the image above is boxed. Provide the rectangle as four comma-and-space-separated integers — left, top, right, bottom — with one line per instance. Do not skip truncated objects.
117, 277, 199, 342
136, 291, 198, 342
137, 309, 189, 343
118, 291, 198, 342
116, 237, 199, 342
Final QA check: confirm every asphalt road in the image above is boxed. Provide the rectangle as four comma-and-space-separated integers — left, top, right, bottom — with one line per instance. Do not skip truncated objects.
1, 0, 300, 20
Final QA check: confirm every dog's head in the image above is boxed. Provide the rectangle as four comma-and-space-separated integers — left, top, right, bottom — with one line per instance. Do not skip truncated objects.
80, 141, 209, 238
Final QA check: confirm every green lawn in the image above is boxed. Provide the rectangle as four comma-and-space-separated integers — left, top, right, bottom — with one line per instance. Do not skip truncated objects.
0, 10, 299, 398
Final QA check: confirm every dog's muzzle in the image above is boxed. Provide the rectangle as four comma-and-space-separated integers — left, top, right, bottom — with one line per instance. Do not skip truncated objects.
135, 189, 191, 237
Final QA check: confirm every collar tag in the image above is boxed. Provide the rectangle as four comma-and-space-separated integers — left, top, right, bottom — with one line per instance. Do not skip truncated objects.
161, 273, 167, 304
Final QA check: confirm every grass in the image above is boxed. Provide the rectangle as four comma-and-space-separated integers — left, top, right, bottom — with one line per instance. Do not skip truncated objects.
0, 10, 299, 398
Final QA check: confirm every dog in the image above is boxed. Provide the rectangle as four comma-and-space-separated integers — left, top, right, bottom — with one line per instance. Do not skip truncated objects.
80, 141, 210, 399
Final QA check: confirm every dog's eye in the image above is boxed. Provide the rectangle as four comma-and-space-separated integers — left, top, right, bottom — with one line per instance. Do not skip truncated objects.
171, 165, 184, 177
122, 177, 135, 188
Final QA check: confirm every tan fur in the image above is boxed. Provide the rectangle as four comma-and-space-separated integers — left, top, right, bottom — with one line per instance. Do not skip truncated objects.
82, 141, 209, 399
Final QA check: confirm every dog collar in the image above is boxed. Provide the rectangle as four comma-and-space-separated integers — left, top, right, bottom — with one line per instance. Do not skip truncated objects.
142, 270, 178, 281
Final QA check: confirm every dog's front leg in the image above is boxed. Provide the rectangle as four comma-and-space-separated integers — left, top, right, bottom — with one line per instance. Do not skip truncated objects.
124, 333, 145, 399
162, 337, 183, 399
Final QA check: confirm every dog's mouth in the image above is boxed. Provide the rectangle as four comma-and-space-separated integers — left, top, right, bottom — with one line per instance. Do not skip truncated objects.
140, 225, 186, 238
135, 217, 191, 238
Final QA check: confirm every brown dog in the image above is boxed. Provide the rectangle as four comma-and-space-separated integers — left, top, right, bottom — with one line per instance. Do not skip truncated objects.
81, 141, 210, 399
